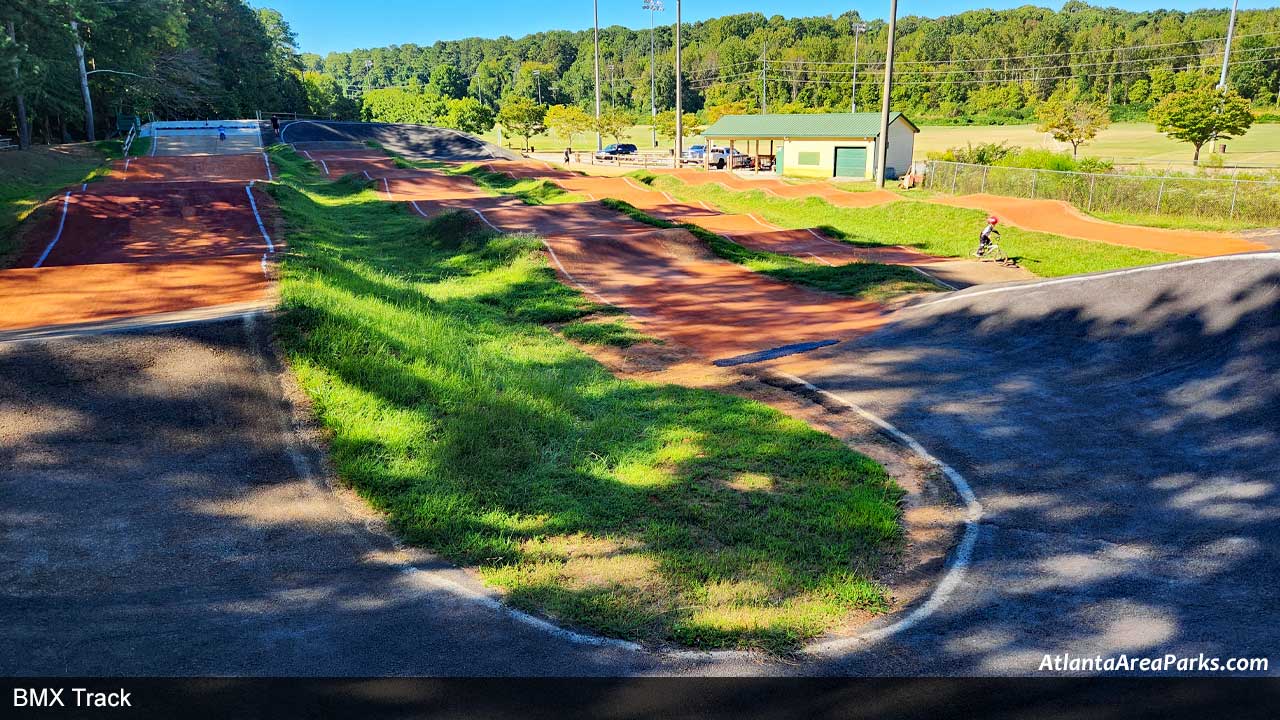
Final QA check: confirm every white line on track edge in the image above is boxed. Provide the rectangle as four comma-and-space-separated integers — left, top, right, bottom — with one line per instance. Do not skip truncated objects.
262, 152, 273, 181
914, 252, 1280, 310
769, 371, 983, 652
245, 184, 274, 252
33, 192, 72, 268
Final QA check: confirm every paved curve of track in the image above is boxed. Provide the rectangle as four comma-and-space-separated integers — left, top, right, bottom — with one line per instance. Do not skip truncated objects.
278, 120, 516, 161
777, 254, 1280, 674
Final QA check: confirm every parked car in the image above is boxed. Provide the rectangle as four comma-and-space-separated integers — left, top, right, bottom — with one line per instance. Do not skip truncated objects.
680, 144, 752, 169
594, 143, 638, 160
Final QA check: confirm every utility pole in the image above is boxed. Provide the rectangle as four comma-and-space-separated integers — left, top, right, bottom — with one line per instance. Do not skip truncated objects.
643, 0, 664, 148
875, 0, 899, 188
608, 63, 616, 105
1218, 0, 1240, 89
533, 69, 542, 104
593, 0, 604, 148
850, 22, 867, 113
70, 17, 95, 141
760, 44, 767, 114
674, 0, 683, 164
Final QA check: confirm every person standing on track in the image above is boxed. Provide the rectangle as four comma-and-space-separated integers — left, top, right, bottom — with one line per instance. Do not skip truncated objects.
564, 147, 571, 165
217, 125, 227, 143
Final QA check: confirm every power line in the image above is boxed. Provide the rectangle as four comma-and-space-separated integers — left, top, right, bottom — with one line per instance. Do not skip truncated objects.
768, 44, 1280, 77
750, 55, 1279, 88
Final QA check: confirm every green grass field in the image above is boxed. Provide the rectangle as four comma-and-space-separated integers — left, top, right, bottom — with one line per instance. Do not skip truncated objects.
913, 122, 1280, 169
600, 198, 943, 302
264, 145, 905, 653
637, 173, 1186, 278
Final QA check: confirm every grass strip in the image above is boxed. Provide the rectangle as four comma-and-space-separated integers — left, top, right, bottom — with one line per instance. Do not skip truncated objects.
635, 172, 1186, 277
264, 144, 905, 653
600, 198, 942, 303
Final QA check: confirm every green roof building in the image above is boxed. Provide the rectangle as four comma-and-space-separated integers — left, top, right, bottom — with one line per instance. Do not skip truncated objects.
700, 112, 919, 180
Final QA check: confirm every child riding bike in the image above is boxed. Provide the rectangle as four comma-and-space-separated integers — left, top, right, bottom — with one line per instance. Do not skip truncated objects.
976, 216, 1000, 256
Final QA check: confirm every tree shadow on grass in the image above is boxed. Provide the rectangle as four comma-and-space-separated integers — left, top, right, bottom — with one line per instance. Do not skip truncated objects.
267, 184, 907, 652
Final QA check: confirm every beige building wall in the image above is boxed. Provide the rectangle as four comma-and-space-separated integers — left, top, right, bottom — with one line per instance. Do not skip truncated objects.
884, 116, 917, 179
779, 138, 874, 178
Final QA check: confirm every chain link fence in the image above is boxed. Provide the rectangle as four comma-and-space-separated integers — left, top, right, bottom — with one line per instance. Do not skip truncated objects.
923, 160, 1280, 225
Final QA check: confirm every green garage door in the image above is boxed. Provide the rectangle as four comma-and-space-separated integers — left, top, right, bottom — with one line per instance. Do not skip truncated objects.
834, 147, 867, 178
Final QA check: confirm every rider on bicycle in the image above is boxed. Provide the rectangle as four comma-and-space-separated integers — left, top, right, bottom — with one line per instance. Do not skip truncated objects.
977, 216, 1000, 256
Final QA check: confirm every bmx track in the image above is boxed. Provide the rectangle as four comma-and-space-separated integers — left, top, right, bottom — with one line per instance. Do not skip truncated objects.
5, 123, 1274, 677
0, 150, 277, 335
296, 142, 1280, 673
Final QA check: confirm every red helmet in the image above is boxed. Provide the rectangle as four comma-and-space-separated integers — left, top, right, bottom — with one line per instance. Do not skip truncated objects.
987, 216, 999, 225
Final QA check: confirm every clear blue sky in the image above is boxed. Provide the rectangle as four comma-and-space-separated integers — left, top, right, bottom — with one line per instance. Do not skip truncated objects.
250, 1, 1274, 56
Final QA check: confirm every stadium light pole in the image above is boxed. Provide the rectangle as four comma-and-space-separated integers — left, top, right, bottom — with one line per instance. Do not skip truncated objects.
1217, 0, 1239, 89
643, 0, 664, 148
674, 0, 683, 165
850, 21, 867, 113
594, 0, 602, 150
875, 0, 898, 188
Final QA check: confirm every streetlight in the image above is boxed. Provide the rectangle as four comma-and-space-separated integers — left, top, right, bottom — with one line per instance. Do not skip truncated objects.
643, 0, 664, 148
850, 21, 867, 113
1218, 0, 1240, 89
533, 69, 542, 104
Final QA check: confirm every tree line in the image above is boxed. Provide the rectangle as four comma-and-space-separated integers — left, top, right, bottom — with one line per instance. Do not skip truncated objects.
306, 2, 1279, 125
4, 2, 1278, 149
0, 1, 351, 147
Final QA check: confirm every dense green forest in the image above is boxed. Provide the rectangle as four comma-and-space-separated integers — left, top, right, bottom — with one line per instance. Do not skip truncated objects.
3, 2, 1279, 146
305, 2, 1280, 123
0, 0, 351, 146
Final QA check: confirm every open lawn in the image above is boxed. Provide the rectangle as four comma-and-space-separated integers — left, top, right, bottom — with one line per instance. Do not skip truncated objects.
913, 122, 1280, 170
640, 173, 1186, 278
264, 145, 906, 652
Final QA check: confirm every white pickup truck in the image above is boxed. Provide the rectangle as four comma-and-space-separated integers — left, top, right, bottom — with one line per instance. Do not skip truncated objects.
680, 144, 752, 169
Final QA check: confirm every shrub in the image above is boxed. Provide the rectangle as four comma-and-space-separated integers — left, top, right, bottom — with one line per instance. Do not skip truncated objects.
934, 141, 1020, 164
996, 148, 1078, 171
1076, 157, 1114, 173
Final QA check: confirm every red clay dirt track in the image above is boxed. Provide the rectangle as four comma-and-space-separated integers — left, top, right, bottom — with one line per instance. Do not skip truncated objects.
477, 160, 1030, 287
300, 150, 895, 362
0, 156, 276, 335
109, 153, 274, 183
